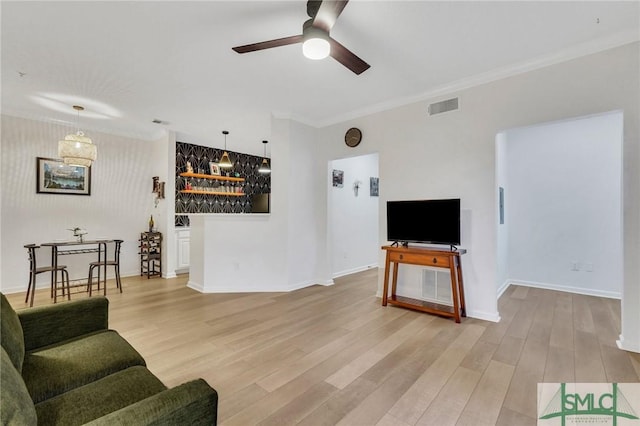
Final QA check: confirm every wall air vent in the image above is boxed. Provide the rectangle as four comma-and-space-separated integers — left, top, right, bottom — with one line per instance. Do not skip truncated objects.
428, 97, 459, 116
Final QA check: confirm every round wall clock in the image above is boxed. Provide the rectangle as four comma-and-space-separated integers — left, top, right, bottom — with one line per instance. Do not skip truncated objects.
344, 127, 362, 147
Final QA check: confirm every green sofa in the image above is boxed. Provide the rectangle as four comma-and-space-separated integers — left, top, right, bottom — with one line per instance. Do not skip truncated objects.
0, 293, 217, 425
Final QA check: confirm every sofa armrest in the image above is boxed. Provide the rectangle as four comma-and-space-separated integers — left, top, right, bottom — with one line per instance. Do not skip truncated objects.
19, 297, 109, 351
85, 379, 218, 426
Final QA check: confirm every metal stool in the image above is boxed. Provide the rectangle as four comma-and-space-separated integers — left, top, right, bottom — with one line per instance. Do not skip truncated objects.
24, 244, 71, 307
87, 240, 123, 296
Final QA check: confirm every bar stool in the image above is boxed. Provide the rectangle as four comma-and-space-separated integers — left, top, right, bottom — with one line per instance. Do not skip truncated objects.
24, 244, 71, 307
87, 240, 123, 296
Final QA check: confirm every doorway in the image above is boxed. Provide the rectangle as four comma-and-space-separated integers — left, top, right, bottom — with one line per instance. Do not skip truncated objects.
496, 111, 623, 298
328, 153, 380, 278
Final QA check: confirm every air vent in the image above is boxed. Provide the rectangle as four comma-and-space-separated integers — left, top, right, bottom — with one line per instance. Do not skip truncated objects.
428, 97, 459, 116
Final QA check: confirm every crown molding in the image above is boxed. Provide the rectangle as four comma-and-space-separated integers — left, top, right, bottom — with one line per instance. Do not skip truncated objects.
311, 30, 640, 128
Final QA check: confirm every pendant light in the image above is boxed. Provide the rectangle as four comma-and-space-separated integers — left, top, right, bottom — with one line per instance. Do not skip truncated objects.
58, 105, 97, 167
258, 140, 271, 174
219, 130, 233, 169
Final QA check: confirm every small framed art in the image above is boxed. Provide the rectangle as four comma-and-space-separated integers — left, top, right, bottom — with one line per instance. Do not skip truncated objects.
36, 157, 91, 195
209, 162, 221, 176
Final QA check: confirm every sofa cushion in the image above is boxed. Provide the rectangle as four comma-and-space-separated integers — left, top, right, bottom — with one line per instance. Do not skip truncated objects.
22, 329, 146, 403
0, 293, 25, 372
35, 366, 167, 426
1, 347, 37, 425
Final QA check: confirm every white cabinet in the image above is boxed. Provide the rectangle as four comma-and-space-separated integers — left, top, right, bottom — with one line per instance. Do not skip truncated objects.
176, 228, 190, 273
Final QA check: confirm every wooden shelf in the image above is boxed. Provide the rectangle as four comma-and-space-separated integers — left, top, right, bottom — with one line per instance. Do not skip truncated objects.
388, 295, 456, 318
180, 172, 245, 182
180, 190, 244, 196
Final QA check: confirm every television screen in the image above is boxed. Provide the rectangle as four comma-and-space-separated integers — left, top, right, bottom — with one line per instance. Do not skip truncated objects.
251, 193, 270, 213
386, 199, 460, 245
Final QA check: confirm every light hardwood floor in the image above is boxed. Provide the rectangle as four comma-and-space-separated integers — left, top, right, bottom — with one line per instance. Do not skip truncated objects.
5, 270, 640, 425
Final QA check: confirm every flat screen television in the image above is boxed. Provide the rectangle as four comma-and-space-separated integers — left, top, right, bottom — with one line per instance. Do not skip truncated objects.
386, 198, 460, 246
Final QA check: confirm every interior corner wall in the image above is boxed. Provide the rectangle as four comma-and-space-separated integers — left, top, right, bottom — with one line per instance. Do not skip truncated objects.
503, 111, 623, 298
285, 119, 331, 287
495, 132, 509, 296
0, 115, 165, 293
316, 42, 639, 327
329, 154, 379, 278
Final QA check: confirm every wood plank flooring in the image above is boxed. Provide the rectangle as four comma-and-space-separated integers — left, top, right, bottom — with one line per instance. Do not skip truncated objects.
5, 270, 639, 425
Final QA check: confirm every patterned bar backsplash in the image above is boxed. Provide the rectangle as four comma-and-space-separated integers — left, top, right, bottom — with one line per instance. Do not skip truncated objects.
175, 141, 271, 226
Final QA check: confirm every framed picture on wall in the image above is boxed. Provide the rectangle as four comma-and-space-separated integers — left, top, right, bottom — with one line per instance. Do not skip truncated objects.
209, 162, 221, 176
332, 169, 344, 188
36, 157, 91, 195
370, 177, 379, 196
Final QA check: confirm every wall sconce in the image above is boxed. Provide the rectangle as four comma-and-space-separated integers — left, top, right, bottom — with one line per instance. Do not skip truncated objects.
152, 176, 165, 208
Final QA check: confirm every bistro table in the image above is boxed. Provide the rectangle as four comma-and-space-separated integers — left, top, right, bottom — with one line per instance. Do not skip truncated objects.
41, 239, 114, 297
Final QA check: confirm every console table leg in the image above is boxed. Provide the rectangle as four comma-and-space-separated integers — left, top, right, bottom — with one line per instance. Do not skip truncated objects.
456, 257, 466, 317
382, 254, 390, 306
450, 264, 461, 323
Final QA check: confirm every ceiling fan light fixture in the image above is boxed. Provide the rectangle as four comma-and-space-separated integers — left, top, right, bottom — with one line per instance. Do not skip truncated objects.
302, 21, 330, 60
303, 37, 330, 60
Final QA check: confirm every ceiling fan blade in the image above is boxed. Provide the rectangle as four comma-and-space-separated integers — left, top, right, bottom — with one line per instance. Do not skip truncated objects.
312, 0, 349, 32
329, 38, 369, 75
232, 35, 303, 54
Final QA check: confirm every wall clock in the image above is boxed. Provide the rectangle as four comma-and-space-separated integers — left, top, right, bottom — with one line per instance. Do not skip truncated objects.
345, 127, 362, 148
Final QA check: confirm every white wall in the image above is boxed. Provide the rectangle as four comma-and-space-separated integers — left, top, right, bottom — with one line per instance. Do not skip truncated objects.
0, 115, 165, 293
329, 154, 379, 277
2, 43, 638, 352
502, 111, 623, 298
186, 117, 330, 293
287, 120, 331, 287
315, 42, 639, 331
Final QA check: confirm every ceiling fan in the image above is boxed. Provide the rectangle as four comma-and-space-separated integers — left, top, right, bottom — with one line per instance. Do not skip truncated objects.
232, 0, 370, 75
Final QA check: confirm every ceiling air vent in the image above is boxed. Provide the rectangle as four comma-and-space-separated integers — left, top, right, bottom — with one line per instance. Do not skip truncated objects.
428, 97, 459, 116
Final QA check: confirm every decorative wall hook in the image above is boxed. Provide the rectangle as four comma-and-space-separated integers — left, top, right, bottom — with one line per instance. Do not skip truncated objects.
152, 176, 165, 207
353, 180, 362, 196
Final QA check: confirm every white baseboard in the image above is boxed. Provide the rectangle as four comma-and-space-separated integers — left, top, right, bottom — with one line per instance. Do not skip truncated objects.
332, 264, 378, 279
191, 278, 331, 293
0, 284, 26, 295
509, 279, 621, 299
497, 280, 511, 298
186, 280, 204, 293
617, 334, 640, 354
466, 309, 501, 323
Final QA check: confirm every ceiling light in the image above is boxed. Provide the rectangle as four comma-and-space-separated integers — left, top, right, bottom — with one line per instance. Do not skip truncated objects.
219, 130, 233, 169
302, 21, 330, 60
58, 105, 96, 167
258, 140, 271, 174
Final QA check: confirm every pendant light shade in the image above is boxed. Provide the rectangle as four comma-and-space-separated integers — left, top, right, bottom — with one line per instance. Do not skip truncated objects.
219, 130, 233, 169
258, 140, 271, 174
58, 106, 96, 167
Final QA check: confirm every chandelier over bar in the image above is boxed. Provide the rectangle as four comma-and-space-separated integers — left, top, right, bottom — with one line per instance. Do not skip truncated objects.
219, 130, 233, 169
258, 140, 271, 174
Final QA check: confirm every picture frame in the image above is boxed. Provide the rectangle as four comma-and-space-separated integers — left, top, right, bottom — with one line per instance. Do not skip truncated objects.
36, 157, 91, 195
370, 177, 379, 197
332, 169, 344, 188
209, 162, 221, 176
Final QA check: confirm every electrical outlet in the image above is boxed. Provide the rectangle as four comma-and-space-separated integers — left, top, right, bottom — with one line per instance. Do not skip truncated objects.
571, 262, 580, 271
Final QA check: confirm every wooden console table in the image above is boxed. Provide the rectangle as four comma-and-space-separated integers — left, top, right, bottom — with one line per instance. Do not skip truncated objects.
382, 245, 467, 323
